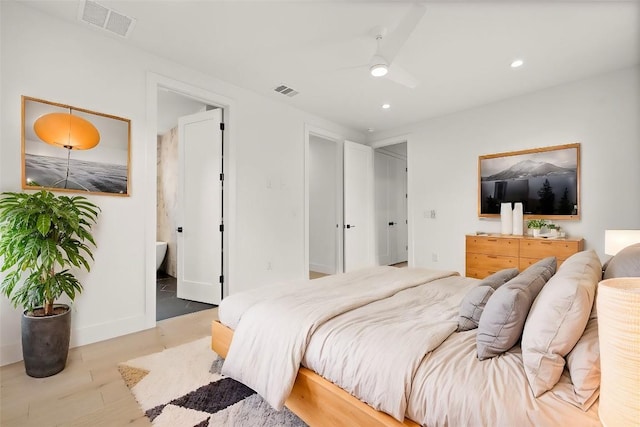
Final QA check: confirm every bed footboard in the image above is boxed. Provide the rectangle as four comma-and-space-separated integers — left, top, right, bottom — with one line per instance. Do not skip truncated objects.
211, 320, 419, 427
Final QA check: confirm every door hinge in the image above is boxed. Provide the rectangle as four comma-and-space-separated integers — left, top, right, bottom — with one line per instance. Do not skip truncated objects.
219, 275, 224, 284
219, 224, 224, 232
220, 173, 224, 181
220, 123, 225, 131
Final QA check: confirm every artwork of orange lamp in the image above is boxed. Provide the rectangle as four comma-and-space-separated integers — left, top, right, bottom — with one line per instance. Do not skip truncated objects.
33, 110, 100, 189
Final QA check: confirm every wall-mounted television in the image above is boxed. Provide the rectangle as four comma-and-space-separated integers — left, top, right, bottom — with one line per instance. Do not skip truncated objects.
478, 143, 580, 220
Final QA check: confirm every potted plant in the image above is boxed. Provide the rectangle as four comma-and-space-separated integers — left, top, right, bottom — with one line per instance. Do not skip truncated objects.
0, 190, 99, 377
527, 219, 547, 237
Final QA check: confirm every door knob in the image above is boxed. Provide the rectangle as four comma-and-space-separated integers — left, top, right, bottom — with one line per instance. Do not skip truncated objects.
388, 222, 396, 226
177, 227, 183, 233
345, 224, 356, 229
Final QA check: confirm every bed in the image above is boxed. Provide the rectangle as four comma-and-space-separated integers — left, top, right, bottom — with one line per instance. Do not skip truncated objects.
211, 250, 614, 426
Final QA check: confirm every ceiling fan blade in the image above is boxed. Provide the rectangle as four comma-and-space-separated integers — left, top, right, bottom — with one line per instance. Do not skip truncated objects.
378, 4, 426, 63
385, 64, 419, 89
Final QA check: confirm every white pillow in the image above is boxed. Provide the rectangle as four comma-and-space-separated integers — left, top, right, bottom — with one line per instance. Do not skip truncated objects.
521, 250, 601, 397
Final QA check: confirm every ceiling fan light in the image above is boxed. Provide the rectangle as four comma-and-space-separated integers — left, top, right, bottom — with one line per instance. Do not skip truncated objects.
370, 63, 388, 77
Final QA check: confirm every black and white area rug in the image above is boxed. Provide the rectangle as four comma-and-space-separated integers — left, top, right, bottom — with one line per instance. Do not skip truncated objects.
118, 337, 307, 427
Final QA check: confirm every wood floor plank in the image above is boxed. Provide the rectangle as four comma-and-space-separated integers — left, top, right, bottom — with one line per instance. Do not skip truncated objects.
0, 308, 217, 427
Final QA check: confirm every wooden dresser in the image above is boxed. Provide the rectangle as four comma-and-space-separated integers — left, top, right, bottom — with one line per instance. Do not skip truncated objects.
465, 235, 584, 279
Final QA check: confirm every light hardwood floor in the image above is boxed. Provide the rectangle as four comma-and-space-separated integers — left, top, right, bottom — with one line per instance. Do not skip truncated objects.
309, 270, 329, 279
0, 308, 218, 427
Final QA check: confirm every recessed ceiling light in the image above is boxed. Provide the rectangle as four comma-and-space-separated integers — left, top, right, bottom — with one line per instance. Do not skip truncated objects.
381, 103, 391, 110
511, 59, 524, 68
367, 128, 375, 132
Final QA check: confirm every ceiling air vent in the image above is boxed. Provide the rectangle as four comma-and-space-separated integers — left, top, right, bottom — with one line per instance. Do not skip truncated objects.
78, 0, 136, 38
273, 84, 299, 98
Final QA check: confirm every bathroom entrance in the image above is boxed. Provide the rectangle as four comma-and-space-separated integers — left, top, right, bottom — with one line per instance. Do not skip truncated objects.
156, 88, 222, 320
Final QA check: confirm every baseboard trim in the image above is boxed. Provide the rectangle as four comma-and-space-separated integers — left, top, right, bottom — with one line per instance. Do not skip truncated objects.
1, 314, 150, 366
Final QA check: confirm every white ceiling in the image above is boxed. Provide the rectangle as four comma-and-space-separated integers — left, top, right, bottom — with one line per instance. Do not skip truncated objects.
20, 1, 640, 135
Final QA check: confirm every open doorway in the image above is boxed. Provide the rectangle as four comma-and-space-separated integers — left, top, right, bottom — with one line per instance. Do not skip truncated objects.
374, 142, 408, 267
308, 134, 342, 279
156, 88, 217, 320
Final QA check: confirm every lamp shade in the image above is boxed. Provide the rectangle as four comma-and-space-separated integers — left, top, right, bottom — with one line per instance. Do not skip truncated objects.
33, 113, 100, 150
597, 278, 640, 427
605, 230, 640, 256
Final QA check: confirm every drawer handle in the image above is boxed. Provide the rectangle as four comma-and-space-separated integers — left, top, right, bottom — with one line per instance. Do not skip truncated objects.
487, 239, 497, 242
541, 241, 552, 245
487, 255, 497, 259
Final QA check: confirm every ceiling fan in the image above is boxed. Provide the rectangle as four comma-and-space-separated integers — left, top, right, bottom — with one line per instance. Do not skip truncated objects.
364, 4, 426, 89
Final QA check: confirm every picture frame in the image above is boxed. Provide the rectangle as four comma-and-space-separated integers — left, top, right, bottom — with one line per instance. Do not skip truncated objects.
478, 143, 580, 220
22, 96, 131, 196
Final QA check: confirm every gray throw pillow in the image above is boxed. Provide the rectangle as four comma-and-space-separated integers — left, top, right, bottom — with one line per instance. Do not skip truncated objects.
476, 257, 557, 360
603, 243, 640, 279
478, 268, 520, 290
458, 286, 495, 332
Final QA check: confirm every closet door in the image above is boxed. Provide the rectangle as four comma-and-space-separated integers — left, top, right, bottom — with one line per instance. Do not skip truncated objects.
375, 151, 393, 265
392, 156, 408, 264
343, 141, 374, 272
375, 151, 408, 265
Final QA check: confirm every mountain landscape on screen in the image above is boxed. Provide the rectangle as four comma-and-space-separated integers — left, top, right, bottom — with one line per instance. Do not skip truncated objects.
482, 159, 575, 181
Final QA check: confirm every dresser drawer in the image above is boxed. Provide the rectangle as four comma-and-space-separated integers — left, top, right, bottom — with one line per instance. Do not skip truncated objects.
466, 253, 518, 276
519, 239, 582, 261
466, 267, 518, 280
466, 236, 519, 257
519, 257, 567, 271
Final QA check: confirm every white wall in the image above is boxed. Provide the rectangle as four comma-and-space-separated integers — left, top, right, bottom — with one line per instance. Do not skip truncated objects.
372, 66, 640, 274
309, 135, 338, 274
0, 2, 364, 365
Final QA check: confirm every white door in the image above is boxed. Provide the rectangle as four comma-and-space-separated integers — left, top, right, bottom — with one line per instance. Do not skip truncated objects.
177, 109, 222, 304
393, 156, 408, 263
375, 152, 408, 265
309, 136, 340, 275
375, 151, 393, 265
344, 141, 374, 272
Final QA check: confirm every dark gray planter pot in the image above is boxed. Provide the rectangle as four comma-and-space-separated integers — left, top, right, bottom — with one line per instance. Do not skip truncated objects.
21, 304, 71, 378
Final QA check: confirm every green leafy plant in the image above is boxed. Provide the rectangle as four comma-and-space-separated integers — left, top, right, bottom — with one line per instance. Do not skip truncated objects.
0, 190, 100, 316
527, 219, 548, 229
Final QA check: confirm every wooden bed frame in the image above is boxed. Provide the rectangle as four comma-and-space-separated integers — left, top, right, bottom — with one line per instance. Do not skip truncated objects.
211, 320, 420, 427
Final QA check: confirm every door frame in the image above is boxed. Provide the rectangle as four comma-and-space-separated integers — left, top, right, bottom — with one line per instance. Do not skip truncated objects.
146, 73, 235, 328
370, 134, 411, 267
304, 125, 345, 276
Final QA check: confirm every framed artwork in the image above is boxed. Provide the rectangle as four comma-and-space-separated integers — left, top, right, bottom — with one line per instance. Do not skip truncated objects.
22, 96, 131, 196
478, 143, 580, 220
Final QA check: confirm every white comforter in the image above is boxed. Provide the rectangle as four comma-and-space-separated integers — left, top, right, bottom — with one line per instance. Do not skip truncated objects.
302, 274, 477, 420
221, 266, 458, 413
408, 330, 602, 427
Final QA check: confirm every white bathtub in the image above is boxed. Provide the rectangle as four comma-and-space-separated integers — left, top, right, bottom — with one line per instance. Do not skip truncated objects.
156, 241, 167, 271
